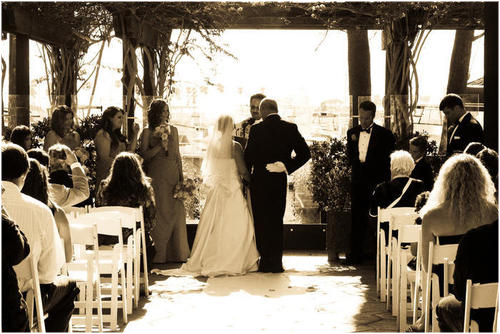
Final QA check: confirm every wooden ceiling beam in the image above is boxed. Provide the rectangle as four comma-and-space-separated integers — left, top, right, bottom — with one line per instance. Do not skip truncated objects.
2, 5, 75, 47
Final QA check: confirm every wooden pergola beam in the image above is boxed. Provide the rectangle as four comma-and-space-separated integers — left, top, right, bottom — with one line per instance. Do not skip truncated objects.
2, 5, 75, 48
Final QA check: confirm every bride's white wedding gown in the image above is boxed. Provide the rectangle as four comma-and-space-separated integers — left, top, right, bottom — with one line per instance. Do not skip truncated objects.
157, 158, 259, 277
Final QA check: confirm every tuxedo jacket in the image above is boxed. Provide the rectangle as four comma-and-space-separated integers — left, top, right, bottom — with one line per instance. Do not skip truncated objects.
347, 123, 396, 187
410, 157, 434, 191
369, 177, 425, 216
244, 114, 310, 179
447, 113, 484, 156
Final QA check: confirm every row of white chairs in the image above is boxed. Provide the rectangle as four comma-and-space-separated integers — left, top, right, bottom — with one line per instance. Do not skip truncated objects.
376, 206, 499, 332
26, 205, 150, 332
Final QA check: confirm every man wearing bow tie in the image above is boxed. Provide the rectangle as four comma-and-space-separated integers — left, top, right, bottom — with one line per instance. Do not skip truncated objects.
234, 93, 266, 148
440, 93, 484, 157
346, 101, 396, 264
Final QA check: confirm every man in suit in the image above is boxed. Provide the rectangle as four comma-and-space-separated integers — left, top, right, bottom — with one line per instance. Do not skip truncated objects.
244, 99, 310, 273
409, 136, 434, 191
234, 93, 266, 148
347, 100, 396, 264
440, 93, 484, 156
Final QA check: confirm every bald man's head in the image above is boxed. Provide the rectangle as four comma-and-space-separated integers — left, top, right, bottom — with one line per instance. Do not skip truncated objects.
259, 99, 278, 119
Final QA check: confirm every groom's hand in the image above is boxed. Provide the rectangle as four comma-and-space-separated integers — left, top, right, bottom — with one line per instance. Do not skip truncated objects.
266, 161, 288, 174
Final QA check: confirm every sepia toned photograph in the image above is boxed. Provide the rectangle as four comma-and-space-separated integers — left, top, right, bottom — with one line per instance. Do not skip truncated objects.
1, 1, 498, 332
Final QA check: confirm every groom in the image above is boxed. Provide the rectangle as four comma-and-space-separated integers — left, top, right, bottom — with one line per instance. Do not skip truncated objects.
244, 99, 311, 273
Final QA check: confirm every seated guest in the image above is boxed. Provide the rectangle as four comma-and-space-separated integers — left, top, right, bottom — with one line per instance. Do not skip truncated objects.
409, 136, 434, 191
435, 220, 498, 332
464, 141, 486, 156
370, 150, 425, 217
420, 153, 497, 272
2, 143, 78, 332
96, 152, 157, 264
22, 158, 73, 262
47, 144, 89, 208
43, 105, 81, 151
477, 148, 498, 192
10, 125, 32, 151
2, 207, 30, 332
408, 153, 498, 332
27, 148, 50, 167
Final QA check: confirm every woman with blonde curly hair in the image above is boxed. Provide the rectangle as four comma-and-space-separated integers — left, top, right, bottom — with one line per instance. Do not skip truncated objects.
420, 153, 497, 271
407, 153, 498, 332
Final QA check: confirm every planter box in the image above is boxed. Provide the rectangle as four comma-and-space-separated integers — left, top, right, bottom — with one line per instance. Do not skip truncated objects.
325, 211, 351, 263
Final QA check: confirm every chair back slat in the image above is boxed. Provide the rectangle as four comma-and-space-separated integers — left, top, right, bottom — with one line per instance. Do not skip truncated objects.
391, 213, 419, 231
89, 207, 140, 229
470, 282, 499, 309
464, 280, 499, 332
70, 223, 97, 246
399, 225, 421, 244
72, 212, 122, 237
380, 207, 415, 223
431, 244, 459, 264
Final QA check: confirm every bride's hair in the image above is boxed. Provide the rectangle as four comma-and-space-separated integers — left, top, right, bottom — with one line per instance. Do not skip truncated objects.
201, 115, 235, 184
208, 114, 234, 159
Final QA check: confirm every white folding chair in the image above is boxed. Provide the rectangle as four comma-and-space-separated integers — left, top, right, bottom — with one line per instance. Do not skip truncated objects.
398, 224, 422, 331
66, 223, 103, 332
424, 241, 459, 332
89, 206, 147, 311
377, 206, 415, 303
72, 212, 128, 331
25, 241, 47, 332
387, 211, 419, 315
464, 280, 499, 332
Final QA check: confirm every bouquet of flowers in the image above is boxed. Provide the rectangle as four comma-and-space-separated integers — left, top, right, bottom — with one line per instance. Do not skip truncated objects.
154, 123, 171, 151
173, 178, 198, 202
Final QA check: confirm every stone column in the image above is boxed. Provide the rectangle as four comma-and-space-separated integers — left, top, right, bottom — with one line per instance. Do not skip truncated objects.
8, 33, 29, 126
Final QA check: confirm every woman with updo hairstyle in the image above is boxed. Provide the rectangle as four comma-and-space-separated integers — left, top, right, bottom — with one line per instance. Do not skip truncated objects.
139, 99, 189, 263
10, 125, 32, 151
94, 106, 140, 192
21, 158, 73, 262
96, 152, 157, 264
43, 105, 81, 151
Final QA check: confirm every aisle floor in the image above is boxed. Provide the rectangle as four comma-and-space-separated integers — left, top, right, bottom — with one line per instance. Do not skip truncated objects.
115, 251, 397, 333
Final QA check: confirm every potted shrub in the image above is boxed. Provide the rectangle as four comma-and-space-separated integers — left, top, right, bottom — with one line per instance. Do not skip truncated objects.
308, 137, 351, 263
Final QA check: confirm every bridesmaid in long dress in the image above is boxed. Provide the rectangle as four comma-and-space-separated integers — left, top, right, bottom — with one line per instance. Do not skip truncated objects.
140, 99, 190, 263
94, 106, 139, 192
43, 105, 81, 151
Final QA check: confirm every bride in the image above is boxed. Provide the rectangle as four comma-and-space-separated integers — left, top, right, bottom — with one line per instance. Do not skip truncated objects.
159, 114, 259, 277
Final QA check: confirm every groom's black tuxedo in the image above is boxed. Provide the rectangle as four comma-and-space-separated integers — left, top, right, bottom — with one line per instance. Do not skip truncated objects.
346, 123, 395, 263
244, 114, 310, 272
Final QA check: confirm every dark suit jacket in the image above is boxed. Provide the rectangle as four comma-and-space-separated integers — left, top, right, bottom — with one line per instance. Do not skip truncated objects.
447, 113, 484, 156
244, 114, 310, 177
410, 157, 434, 191
453, 220, 498, 331
369, 177, 425, 216
347, 123, 396, 187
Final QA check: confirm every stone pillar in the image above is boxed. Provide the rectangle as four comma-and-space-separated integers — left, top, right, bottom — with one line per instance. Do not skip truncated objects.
8, 33, 29, 126
347, 30, 371, 129
484, 3, 498, 151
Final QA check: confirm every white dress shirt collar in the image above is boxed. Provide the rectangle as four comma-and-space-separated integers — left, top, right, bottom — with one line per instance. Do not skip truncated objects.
1, 180, 22, 196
